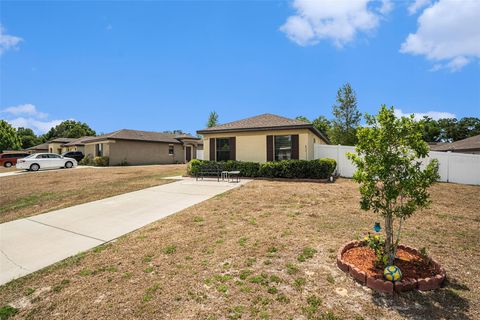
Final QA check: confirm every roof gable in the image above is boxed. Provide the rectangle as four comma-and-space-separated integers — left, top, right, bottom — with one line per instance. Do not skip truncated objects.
197, 113, 329, 143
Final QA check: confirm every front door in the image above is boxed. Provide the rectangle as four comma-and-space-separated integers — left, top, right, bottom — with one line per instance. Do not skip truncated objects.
186, 146, 192, 162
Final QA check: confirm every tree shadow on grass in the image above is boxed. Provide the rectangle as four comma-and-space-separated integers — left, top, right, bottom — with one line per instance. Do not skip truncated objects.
371, 278, 471, 319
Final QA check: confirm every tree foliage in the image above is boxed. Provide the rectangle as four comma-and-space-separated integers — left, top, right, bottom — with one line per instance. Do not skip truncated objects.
421, 116, 480, 142
42, 120, 96, 141
295, 116, 310, 123
207, 111, 219, 128
348, 106, 439, 266
330, 83, 362, 145
16, 127, 39, 149
312, 116, 331, 139
0, 120, 22, 152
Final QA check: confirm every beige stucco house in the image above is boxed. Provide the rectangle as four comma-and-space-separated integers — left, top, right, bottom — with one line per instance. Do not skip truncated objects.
197, 113, 329, 163
82, 129, 201, 165
47, 138, 78, 154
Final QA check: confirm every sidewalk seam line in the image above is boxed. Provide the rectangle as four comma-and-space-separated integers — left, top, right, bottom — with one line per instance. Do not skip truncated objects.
26, 218, 107, 243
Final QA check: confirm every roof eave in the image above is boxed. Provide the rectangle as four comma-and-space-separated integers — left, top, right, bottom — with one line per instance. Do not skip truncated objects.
197, 124, 330, 144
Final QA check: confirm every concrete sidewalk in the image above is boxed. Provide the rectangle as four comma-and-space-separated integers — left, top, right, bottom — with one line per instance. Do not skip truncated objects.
0, 177, 249, 285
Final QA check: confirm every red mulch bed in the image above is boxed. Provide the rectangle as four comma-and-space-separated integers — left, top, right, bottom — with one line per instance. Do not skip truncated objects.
342, 246, 438, 280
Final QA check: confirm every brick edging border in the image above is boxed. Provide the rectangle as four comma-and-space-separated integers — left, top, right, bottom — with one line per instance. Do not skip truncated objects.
336, 241, 446, 294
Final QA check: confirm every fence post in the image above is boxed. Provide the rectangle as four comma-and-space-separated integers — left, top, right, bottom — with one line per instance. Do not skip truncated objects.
337, 145, 341, 176
446, 151, 451, 183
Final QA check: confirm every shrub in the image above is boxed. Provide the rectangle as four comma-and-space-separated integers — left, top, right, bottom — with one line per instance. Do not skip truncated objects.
93, 156, 109, 167
118, 158, 129, 166
188, 159, 336, 180
79, 155, 94, 166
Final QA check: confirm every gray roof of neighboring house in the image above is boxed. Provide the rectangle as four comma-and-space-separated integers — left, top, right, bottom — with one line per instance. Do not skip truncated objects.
430, 134, 480, 152
27, 142, 49, 150
197, 113, 329, 143
86, 129, 190, 144
49, 137, 77, 143
62, 136, 98, 147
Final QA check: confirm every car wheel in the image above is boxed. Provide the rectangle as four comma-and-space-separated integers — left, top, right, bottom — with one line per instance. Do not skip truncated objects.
4, 162, 12, 168
30, 163, 40, 171
65, 161, 73, 169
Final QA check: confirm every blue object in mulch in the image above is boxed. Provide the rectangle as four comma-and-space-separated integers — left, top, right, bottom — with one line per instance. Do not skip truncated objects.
373, 222, 382, 233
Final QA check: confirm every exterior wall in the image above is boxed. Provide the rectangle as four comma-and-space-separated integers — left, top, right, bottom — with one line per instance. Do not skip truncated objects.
203, 129, 324, 163
107, 140, 184, 165
48, 142, 65, 154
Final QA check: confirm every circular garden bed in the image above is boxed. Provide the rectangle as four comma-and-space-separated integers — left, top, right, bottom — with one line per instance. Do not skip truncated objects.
337, 241, 446, 294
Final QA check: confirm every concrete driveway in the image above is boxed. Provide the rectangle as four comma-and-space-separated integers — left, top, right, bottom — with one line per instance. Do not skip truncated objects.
0, 177, 249, 285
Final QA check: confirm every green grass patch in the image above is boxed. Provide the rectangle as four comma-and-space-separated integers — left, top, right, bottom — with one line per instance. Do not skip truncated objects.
163, 245, 177, 254
285, 263, 299, 275
0, 305, 18, 320
297, 247, 317, 262
143, 283, 161, 302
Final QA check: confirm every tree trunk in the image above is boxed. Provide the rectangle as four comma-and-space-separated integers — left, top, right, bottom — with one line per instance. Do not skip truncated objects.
384, 214, 394, 266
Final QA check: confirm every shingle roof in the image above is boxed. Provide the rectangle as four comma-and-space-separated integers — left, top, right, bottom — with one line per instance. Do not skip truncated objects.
49, 137, 77, 143
86, 129, 184, 144
27, 142, 49, 150
197, 113, 329, 142
62, 136, 98, 147
430, 134, 480, 152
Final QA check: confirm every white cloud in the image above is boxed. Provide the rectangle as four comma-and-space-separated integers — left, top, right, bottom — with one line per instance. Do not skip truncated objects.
1, 104, 65, 134
394, 108, 456, 121
0, 24, 22, 55
1, 104, 48, 119
7, 117, 64, 135
400, 0, 480, 71
407, 0, 432, 15
280, 0, 392, 47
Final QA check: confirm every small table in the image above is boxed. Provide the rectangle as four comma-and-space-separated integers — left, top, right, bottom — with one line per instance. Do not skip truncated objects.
221, 171, 229, 181
228, 171, 240, 183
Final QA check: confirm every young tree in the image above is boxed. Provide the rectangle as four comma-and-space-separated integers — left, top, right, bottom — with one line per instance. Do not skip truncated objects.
330, 83, 362, 145
16, 127, 39, 149
348, 106, 439, 266
207, 111, 219, 128
0, 120, 21, 152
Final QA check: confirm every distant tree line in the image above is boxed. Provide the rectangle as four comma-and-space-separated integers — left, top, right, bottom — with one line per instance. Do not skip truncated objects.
295, 83, 479, 145
0, 120, 96, 152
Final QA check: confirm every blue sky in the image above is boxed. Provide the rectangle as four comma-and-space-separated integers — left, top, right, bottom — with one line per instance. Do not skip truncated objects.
1, 0, 479, 135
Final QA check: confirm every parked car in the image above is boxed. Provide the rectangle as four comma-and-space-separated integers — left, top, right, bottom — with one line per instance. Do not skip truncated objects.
16, 153, 78, 171
61, 151, 84, 162
0, 152, 29, 168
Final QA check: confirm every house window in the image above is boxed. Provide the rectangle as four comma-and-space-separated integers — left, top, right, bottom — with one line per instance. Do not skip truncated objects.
95, 143, 103, 157
274, 135, 292, 161
216, 138, 231, 161
169, 145, 174, 155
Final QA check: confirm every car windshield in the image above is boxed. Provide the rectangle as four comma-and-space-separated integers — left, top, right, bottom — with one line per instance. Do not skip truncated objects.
24, 154, 36, 159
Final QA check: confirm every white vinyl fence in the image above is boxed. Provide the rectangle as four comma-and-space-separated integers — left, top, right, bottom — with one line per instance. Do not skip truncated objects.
314, 144, 480, 186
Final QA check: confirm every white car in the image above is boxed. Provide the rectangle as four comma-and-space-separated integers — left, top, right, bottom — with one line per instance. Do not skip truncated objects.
16, 153, 78, 171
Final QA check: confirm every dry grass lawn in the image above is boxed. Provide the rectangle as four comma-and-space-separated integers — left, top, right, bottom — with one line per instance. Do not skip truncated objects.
0, 165, 185, 223
0, 166, 19, 173
0, 179, 479, 320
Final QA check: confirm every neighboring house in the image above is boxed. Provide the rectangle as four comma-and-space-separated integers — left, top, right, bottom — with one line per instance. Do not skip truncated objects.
197, 113, 329, 163
82, 129, 201, 165
26, 142, 49, 154
47, 138, 77, 154
61, 136, 98, 153
430, 134, 480, 154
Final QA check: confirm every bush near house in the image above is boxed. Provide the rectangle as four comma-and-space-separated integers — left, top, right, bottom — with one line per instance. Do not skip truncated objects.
188, 159, 336, 179
79, 156, 109, 167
